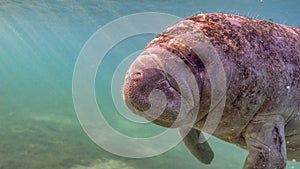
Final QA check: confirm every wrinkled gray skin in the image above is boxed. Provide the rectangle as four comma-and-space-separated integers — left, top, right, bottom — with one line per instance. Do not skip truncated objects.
123, 13, 300, 169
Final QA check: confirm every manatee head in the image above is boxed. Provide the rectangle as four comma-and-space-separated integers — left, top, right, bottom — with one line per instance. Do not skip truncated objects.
122, 47, 204, 128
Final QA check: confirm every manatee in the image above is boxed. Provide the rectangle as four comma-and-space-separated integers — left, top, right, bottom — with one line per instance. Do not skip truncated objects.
122, 12, 300, 169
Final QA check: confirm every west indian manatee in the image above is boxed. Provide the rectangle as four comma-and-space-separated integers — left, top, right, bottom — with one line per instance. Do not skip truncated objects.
122, 12, 300, 169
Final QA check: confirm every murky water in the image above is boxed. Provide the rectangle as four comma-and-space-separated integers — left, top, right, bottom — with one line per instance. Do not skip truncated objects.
1, 0, 299, 169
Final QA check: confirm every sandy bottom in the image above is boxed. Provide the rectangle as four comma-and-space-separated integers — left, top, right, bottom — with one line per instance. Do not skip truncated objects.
1, 110, 299, 169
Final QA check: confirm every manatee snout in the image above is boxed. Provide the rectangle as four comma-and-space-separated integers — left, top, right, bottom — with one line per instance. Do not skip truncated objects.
122, 55, 194, 128
123, 68, 167, 112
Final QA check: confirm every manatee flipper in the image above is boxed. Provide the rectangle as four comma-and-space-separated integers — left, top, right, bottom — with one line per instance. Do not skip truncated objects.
178, 127, 214, 164
243, 115, 287, 169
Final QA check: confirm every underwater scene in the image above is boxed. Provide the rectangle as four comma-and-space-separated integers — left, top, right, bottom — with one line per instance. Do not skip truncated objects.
1, 0, 299, 169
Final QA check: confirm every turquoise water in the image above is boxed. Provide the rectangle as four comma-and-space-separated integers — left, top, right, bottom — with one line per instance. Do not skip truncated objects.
1, 0, 299, 169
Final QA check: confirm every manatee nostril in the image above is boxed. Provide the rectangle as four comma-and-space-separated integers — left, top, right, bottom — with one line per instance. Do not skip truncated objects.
130, 72, 142, 81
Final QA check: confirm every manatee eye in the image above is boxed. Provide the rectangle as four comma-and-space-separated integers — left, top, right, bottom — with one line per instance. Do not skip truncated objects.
165, 73, 181, 95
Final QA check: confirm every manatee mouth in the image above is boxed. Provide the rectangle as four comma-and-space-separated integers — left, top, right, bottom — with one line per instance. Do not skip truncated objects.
122, 68, 186, 127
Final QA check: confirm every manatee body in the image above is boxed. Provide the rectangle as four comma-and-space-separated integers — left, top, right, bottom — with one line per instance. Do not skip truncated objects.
123, 12, 300, 169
